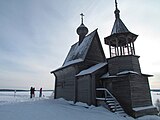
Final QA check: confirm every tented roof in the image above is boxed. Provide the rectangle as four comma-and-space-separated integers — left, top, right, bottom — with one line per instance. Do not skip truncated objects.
111, 18, 129, 34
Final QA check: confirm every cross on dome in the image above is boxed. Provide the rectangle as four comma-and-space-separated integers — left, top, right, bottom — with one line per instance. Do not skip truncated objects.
115, 0, 118, 10
76, 13, 88, 44
80, 13, 84, 24
114, 0, 120, 19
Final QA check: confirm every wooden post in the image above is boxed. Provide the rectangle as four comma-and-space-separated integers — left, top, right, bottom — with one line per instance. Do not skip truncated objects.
132, 42, 135, 55
53, 73, 57, 99
129, 43, 132, 55
109, 41, 112, 57
120, 46, 123, 56
116, 38, 119, 56
115, 46, 117, 56
122, 46, 125, 55
126, 38, 130, 55
74, 77, 77, 103
74, 66, 78, 103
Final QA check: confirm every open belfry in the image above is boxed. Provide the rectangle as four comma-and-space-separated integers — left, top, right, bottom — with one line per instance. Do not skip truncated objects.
51, 0, 157, 118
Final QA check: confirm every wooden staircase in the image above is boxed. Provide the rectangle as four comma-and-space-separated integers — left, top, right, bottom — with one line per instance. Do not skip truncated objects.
96, 88, 127, 116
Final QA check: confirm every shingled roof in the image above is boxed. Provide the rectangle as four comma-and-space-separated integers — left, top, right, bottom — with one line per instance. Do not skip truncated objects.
51, 29, 97, 73
104, 0, 138, 46
63, 29, 97, 66
111, 17, 129, 34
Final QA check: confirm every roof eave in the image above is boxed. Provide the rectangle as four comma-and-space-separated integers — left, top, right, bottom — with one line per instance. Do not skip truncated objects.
50, 59, 84, 73
104, 32, 138, 45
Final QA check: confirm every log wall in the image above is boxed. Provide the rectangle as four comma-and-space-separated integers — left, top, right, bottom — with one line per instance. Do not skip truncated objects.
108, 55, 141, 75
130, 75, 152, 107
77, 75, 91, 104
103, 74, 153, 116
54, 66, 77, 101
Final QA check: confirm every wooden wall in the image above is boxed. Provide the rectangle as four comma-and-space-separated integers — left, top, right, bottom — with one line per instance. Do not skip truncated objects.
103, 74, 153, 116
76, 65, 108, 105
77, 75, 91, 105
111, 75, 132, 112
130, 75, 152, 107
54, 66, 77, 101
53, 61, 103, 102
108, 55, 141, 75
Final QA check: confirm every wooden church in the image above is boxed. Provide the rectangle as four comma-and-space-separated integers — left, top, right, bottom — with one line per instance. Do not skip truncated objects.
51, 0, 157, 118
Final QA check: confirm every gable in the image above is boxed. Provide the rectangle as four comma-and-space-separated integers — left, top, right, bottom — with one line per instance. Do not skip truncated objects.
85, 31, 106, 63
51, 29, 106, 73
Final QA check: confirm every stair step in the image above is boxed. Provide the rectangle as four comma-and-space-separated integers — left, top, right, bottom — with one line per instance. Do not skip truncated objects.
111, 108, 123, 111
110, 105, 121, 109
111, 109, 116, 112
108, 103, 119, 106
96, 98, 106, 101
96, 88, 128, 116
106, 98, 115, 100
106, 100, 116, 103
96, 97, 115, 101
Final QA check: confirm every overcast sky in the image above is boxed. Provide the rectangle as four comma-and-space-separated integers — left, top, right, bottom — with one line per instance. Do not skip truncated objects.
0, 0, 160, 90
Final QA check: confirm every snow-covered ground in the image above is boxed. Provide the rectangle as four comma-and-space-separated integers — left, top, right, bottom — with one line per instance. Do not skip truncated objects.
151, 91, 160, 105
0, 91, 53, 105
0, 91, 160, 120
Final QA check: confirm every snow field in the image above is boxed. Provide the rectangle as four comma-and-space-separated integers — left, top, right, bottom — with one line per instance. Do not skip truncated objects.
0, 91, 160, 120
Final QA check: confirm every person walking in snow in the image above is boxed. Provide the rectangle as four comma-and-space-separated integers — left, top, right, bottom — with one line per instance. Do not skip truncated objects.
14, 90, 16, 97
39, 88, 42, 97
33, 87, 35, 97
30, 87, 33, 98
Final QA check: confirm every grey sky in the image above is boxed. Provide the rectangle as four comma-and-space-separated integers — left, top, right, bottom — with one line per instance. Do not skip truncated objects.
0, 0, 160, 89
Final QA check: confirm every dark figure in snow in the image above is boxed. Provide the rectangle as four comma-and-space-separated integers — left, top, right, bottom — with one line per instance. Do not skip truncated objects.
14, 90, 16, 97
39, 88, 42, 97
33, 87, 35, 97
30, 87, 33, 98
30, 87, 35, 98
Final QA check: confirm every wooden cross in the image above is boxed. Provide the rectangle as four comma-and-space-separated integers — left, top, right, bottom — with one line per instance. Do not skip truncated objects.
80, 13, 84, 24
115, 0, 118, 9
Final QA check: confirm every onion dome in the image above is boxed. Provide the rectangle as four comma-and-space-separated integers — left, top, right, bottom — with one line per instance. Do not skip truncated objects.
77, 23, 88, 37
76, 13, 88, 44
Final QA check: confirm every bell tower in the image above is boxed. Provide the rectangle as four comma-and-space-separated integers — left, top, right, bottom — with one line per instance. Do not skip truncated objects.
104, 0, 141, 75
104, 0, 138, 57
102, 0, 157, 117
